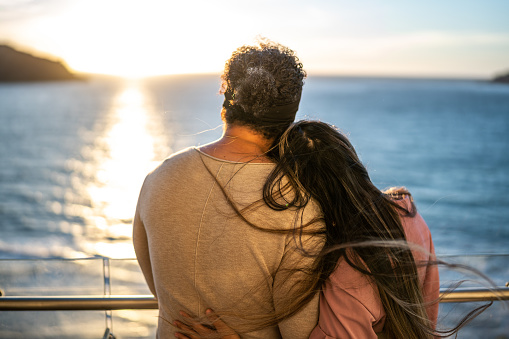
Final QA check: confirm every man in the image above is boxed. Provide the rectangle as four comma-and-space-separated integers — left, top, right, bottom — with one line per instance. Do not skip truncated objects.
133, 41, 324, 338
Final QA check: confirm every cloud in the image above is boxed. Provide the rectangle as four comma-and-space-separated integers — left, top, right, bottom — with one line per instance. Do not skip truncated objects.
307, 31, 509, 56
301, 31, 509, 61
0, 0, 66, 21
299, 31, 509, 77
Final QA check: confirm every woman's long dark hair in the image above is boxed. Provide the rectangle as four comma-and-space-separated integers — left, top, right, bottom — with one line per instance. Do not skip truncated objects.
263, 120, 434, 338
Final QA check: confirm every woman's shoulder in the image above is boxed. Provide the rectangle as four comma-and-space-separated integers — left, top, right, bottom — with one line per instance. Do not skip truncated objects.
384, 187, 433, 253
384, 186, 413, 211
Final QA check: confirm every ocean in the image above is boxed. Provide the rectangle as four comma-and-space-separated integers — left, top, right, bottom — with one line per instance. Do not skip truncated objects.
0, 75, 508, 338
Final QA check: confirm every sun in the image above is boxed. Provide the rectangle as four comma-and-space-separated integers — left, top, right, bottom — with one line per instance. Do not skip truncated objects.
17, 0, 235, 77
5, 0, 306, 78
8, 0, 285, 78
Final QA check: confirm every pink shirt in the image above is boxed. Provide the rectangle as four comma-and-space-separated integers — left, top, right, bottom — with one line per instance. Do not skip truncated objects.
309, 196, 439, 338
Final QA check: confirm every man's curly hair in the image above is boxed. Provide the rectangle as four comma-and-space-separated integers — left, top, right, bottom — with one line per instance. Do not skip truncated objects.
220, 40, 306, 140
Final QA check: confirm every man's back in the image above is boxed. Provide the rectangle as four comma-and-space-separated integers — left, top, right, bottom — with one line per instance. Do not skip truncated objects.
134, 147, 323, 338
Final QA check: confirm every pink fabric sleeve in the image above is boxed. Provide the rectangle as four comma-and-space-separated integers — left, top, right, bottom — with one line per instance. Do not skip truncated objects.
309, 260, 385, 339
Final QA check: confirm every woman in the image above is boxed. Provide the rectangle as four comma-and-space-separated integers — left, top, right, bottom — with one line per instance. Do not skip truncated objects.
175, 120, 440, 338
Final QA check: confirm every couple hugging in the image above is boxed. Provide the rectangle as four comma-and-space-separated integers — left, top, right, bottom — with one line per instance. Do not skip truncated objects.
133, 40, 440, 339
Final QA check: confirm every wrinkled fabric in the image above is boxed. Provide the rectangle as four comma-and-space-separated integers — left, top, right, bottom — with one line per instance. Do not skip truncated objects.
133, 147, 324, 339
310, 196, 439, 338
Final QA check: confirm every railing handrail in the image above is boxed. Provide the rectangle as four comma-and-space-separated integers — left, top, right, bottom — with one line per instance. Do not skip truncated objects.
0, 295, 157, 311
0, 287, 507, 311
439, 287, 509, 303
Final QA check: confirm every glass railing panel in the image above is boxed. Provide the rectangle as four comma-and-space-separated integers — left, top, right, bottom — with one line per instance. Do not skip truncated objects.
0, 258, 105, 296
438, 254, 509, 288
0, 258, 108, 338
438, 301, 508, 339
109, 258, 158, 336
0, 310, 106, 339
109, 258, 153, 295
437, 254, 509, 338
111, 310, 158, 338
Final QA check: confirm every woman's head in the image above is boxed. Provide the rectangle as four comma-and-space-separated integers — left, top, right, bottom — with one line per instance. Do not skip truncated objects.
267, 120, 378, 235
221, 40, 306, 140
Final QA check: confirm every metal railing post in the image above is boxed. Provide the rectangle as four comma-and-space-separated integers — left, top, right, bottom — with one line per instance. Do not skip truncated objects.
103, 257, 114, 338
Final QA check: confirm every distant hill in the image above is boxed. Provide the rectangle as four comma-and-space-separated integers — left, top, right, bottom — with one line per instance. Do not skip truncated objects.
0, 45, 82, 82
492, 71, 509, 84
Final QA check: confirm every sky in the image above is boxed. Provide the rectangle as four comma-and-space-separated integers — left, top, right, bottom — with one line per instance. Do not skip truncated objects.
1, 0, 508, 78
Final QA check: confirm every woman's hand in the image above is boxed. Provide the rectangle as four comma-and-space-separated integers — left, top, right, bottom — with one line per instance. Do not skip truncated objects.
174, 309, 241, 339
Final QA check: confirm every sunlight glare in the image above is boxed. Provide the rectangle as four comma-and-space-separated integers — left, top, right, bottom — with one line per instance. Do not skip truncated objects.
85, 83, 165, 258
25, 0, 232, 77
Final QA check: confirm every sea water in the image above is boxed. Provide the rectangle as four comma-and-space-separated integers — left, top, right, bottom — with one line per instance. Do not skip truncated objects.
2, 74, 508, 258
0, 75, 508, 337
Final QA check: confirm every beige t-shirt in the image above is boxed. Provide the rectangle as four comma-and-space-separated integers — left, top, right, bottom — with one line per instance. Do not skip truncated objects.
133, 147, 324, 339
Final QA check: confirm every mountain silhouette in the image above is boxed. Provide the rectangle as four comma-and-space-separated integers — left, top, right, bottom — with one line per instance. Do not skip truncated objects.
493, 71, 509, 84
0, 45, 82, 82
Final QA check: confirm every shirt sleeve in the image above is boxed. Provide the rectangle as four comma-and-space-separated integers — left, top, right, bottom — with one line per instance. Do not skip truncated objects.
309, 260, 384, 339
420, 229, 440, 328
132, 184, 157, 298
399, 206, 440, 328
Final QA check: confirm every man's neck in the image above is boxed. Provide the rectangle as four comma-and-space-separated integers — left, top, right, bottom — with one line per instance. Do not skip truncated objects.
199, 125, 274, 163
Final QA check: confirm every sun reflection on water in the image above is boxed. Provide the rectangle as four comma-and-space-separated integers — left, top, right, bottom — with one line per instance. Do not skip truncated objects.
84, 83, 168, 258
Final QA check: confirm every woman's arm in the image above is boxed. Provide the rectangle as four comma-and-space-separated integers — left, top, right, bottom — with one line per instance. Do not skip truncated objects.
175, 310, 240, 339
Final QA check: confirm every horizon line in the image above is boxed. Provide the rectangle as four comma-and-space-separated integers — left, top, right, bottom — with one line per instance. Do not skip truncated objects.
77, 71, 497, 82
